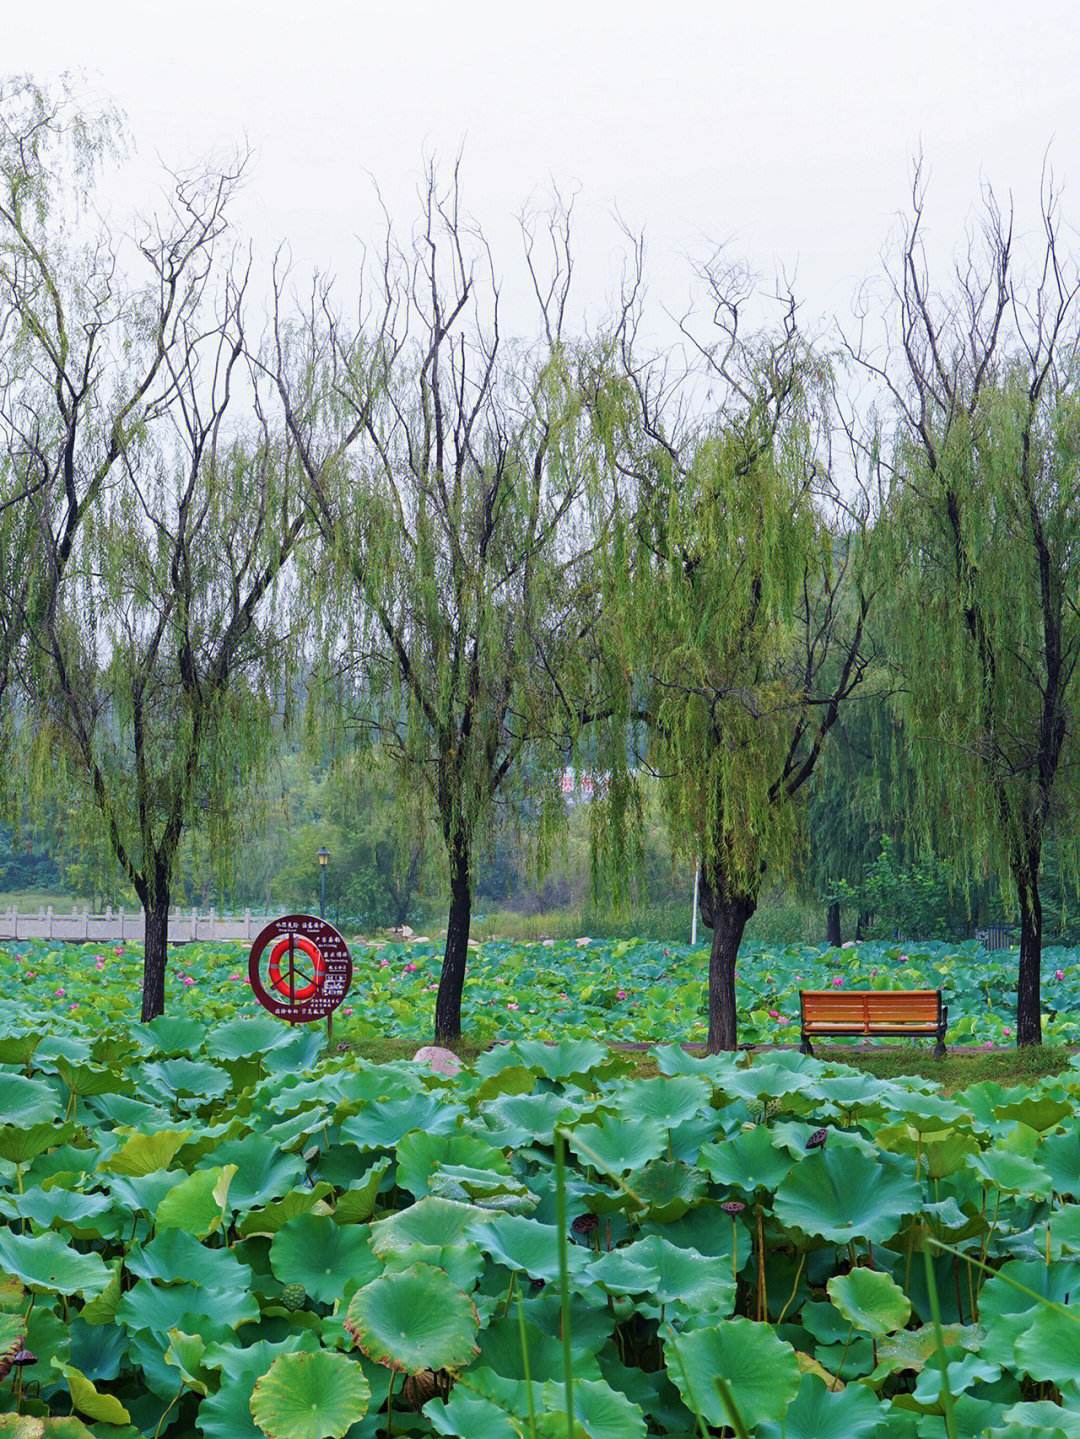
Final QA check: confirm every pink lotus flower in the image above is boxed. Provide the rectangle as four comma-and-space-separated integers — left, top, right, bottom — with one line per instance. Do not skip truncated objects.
427, 983, 438, 991
229, 972, 242, 981
1003, 1027, 1012, 1038
897, 954, 909, 964
95, 958, 105, 971
832, 976, 844, 988
559, 992, 570, 1001
616, 989, 627, 1000
68, 1002, 78, 1010
507, 1001, 520, 1010
404, 962, 418, 973
54, 987, 65, 997
342, 1007, 353, 1016
113, 947, 123, 955
768, 1009, 781, 1019
870, 968, 879, 977
379, 958, 390, 969
182, 976, 195, 986
1056, 969, 1066, 981
984, 1041, 994, 1049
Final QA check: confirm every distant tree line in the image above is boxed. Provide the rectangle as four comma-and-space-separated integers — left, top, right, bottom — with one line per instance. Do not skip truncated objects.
0, 79, 1075, 1046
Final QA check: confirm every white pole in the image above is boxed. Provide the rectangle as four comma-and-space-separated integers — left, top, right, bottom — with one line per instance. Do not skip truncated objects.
691, 862, 699, 947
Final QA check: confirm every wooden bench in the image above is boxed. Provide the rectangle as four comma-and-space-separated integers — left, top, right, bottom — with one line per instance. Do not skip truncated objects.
799, 989, 947, 1057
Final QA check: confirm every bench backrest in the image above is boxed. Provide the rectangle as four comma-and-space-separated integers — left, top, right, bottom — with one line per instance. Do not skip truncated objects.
800, 990, 941, 1025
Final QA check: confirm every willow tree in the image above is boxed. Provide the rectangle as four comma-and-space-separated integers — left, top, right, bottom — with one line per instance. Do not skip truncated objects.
271, 167, 618, 1043
19, 165, 308, 1019
601, 259, 874, 1050
0, 79, 145, 716
853, 170, 1080, 1045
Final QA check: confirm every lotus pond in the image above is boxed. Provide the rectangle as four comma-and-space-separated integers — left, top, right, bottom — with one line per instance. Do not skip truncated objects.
4, 1016, 1080, 1437
2, 936, 1079, 1049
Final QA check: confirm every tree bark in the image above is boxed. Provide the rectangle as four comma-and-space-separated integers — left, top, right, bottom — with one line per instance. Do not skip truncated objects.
855, 910, 871, 941
698, 867, 757, 1053
434, 837, 471, 1046
825, 901, 842, 947
1015, 853, 1043, 1047
141, 891, 170, 1022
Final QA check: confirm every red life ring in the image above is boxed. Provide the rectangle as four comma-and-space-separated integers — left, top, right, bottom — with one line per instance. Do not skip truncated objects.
267, 935, 326, 1001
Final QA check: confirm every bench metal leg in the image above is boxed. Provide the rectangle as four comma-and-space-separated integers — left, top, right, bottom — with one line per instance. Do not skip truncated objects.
934, 1032, 946, 1059
800, 1035, 814, 1056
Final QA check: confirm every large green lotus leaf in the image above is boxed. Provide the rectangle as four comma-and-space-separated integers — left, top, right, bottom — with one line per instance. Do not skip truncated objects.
1015, 1304, 1080, 1385
993, 1401, 1080, 1437
0, 1419, 95, 1439
626, 1158, 705, 1221
51, 1360, 131, 1425
368, 1197, 487, 1257
477, 1315, 601, 1384
105, 1169, 184, 1216
1052, 1205, 1080, 1256
249, 1349, 370, 1439
757, 1374, 883, 1439
482, 1093, 590, 1146
126, 1229, 252, 1291
331, 1162, 392, 1225
535, 1377, 647, 1438
0, 1312, 21, 1358
205, 1015, 296, 1061
665, 1317, 800, 1429
345, 1263, 479, 1375
142, 1058, 231, 1100
615, 1075, 711, 1127
588, 1234, 734, 1314
827, 1268, 912, 1337
117, 1278, 258, 1334
89, 1093, 174, 1130
568, 1115, 666, 1175
912, 1351, 1001, 1403
504, 1039, 611, 1083
0, 1073, 62, 1124
395, 1131, 511, 1198
199, 1135, 305, 1209
700, 1125, 796, 1192
653, 1044, 741, 1082
55, 1060, 125, 1099
101, 1128, 193, 1177
163, 1328, 211, 1395
69, 1317, 126, 1381
130, 1016, 208, 1056
885, 1089, 967, 1131
773, 1147, 921, 1244
0, 1229, 110, 1295
379, 1240, 485, 1293
196, 1336, 317, 1439
721, 1062, 824, 1104
868, 1323, 973, 1381
428, 1163, 538, 1214
0, 1033, 40, 1066
967, 1148, 1053, 1196
425, 1387, 521, 1439
12, 1186, 117, 1236
156, 1164, 236, 1237
1041, 1131, 1080, 1197
0, 1122, 74, 1164
995, 1095, 1073, 1132
339, 1095, 452, 1151
472, 1215, 591, 1284
239, 1184, 336, 1238
269, 1214, 381, 1303
79, 1261, 121, 1325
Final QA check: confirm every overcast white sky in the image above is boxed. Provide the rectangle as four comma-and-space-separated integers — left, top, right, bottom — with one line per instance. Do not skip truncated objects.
7, 0, 1080, 339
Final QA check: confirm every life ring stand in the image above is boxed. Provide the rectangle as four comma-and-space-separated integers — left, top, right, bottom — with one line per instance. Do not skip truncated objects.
267, 934, 326, 1001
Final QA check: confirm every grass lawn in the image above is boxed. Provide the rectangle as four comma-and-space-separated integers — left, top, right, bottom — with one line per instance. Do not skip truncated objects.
344, 1035, 1073, 1091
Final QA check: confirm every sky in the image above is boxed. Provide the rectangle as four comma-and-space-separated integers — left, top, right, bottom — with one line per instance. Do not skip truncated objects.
7, 0, 1080, 342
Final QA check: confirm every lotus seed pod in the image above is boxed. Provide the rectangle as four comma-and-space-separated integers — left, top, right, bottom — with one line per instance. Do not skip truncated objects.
280, 1282, 307, 1311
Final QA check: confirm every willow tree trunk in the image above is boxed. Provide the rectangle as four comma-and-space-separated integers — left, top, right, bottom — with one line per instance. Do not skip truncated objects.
825, 901, 842, 947
1015, 851, 1043, 1047
140, 893, 171, 1022
698, 867, 757, 1052
434, 837, 471, 1046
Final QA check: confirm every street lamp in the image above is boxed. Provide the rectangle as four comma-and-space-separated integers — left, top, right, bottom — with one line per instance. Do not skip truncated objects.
317, 847, 330, 919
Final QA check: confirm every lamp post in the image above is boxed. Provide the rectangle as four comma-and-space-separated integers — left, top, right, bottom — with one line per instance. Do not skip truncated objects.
317, 847, 330, 920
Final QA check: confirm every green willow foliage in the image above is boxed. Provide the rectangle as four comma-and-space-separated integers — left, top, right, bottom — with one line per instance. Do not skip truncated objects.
270, 173, 628, 1040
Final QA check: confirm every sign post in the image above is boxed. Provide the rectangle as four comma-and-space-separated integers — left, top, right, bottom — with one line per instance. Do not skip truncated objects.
248, 913, 352, 1044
